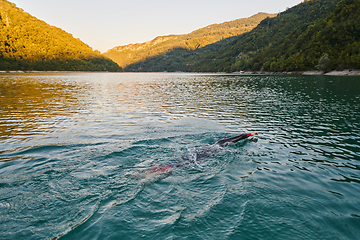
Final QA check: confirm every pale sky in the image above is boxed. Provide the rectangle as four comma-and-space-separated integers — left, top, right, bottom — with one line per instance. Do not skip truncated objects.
10, 0, 303, 53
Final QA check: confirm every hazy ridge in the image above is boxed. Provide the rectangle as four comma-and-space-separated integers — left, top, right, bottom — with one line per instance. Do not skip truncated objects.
103, 12, 276, 69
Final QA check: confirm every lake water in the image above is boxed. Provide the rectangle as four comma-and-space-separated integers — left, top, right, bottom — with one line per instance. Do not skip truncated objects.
0, 73, 359, 240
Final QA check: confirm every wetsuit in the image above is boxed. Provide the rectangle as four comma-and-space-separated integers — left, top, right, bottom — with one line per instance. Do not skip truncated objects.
150, 133, 253, 176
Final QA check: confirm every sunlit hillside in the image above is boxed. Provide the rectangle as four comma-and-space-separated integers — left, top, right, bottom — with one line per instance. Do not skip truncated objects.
0, 0, 122, 71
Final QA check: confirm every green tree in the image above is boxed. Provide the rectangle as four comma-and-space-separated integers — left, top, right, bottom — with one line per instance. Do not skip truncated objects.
316, 53, 331, 71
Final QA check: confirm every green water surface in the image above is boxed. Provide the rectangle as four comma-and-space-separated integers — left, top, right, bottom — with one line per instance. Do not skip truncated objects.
0, 73, 359, 239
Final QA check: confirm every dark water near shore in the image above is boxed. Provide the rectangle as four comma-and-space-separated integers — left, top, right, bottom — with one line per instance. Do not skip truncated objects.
0, 73, 360, 240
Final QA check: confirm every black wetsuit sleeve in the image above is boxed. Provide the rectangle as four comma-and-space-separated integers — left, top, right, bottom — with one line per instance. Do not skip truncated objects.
214, 133, 251, 146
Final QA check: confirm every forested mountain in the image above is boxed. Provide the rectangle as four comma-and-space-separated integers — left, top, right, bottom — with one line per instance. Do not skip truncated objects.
123, 35, 239, 72
195, 0, 359, 72
0, 0, 122, 71
103, 12, 276, 71
3, 0, 356, 73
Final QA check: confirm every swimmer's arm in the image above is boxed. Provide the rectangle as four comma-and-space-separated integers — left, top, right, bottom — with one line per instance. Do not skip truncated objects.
238, 132, 259, 139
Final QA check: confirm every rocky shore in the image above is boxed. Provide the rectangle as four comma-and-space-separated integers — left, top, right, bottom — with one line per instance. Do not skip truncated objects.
234, 69, 360, 76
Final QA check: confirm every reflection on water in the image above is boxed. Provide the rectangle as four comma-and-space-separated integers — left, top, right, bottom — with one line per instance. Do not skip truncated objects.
2, 73, 359, 143
0, 73, 360, 240
0, 74, 90, 144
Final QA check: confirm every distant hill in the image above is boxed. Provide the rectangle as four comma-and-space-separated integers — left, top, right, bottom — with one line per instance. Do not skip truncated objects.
195, 0, 359, 72
0, 0, 122, 71
122, 36, 238, 72
103, 12, 276, 71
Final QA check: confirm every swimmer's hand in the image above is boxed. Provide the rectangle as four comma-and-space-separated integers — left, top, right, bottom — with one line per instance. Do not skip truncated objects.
250, 132, 258, 136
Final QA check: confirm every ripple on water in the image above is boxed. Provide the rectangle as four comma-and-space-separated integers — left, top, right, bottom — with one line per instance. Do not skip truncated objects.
1, 73, 360, 240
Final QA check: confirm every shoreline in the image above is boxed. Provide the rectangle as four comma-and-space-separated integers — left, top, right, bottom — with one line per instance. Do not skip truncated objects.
1, 69, 360, 76
0, 70, 119, 73
233, 69, 360, 76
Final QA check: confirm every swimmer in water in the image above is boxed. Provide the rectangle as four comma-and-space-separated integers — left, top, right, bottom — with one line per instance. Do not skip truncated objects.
141, 132, 258, 180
